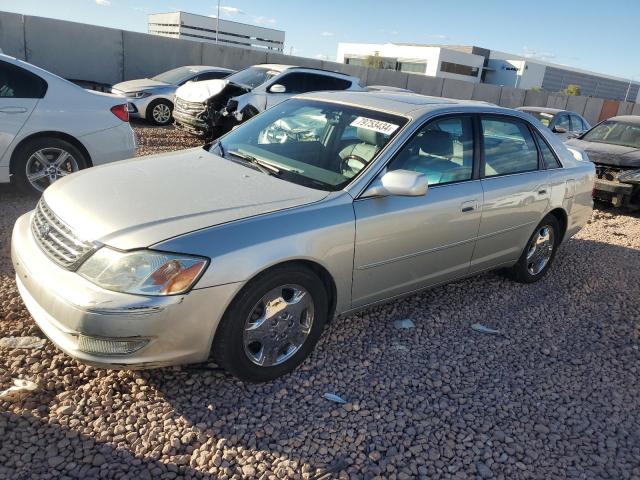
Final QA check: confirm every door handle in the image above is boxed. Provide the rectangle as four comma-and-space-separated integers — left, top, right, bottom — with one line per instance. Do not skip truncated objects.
0, 107, 28, 114
460, 200, 478, 213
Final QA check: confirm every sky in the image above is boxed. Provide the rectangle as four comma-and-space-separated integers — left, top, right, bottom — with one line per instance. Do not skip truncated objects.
1, 0, 639, 80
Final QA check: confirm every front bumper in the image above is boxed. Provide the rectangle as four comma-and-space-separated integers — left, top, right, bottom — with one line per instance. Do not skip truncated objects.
593, 178, 636, 207
11, 212, 241, 369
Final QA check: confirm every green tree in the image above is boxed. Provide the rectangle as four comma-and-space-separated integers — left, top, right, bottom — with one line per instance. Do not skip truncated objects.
564, 84, 581, 96
530, 87, 544, 92
364, 55, 383, 69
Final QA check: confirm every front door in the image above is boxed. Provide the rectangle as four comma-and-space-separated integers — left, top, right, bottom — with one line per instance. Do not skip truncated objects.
352, 115, 483, 307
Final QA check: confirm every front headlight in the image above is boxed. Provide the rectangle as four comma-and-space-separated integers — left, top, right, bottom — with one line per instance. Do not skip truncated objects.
126, 91, 152, 99
77, 248, 208, 296
618, 169, 640, 185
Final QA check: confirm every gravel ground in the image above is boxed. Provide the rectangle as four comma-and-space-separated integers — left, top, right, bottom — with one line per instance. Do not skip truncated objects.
1, 122, 639, 480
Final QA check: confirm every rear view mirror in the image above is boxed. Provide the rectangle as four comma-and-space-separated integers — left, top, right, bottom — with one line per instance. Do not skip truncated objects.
361, 169, 428, 198
270, 84, 286, 94
552, 126, 567, 134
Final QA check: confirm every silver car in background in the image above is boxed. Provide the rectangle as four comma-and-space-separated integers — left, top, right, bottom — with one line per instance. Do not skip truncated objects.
12, 91, 594, 381
111, 65, 234, 125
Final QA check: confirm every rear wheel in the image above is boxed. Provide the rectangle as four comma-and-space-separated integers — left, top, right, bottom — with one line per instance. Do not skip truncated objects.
13, 138, 87, 195
147, 99, 173, 126
506, 214, 560, 283
213, 265, 328, 382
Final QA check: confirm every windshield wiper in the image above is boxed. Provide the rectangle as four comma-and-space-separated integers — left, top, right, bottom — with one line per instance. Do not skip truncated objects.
226, 149, 281, 176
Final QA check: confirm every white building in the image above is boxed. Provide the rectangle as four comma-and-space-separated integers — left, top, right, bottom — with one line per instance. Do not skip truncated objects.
336, 43, 487, 83
337, 42, 640, 102
485, 50, 640, 102
148, 12, 285, 52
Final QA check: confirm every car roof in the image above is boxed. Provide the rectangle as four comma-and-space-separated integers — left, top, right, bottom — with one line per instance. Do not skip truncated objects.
253, 64, 357, 80
297, 90, 504, 116
607, 115, 640, 125
182, 65, 235, 73
517, 106, 565, 114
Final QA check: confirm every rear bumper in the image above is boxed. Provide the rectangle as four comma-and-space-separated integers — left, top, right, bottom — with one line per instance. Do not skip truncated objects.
11, 211, 241, 368
79, 122, 137, 167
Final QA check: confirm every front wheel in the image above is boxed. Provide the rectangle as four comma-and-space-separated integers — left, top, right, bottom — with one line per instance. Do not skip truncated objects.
147, 99, 173, 126
506, 214, 560, 283
213, 266, 328, 382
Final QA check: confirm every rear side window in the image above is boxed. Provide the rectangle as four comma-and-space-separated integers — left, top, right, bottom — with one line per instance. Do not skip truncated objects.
305, 74, 351, 91
482, 117, 539, 177
533, 130, 562, 169
0, 61, 48, 98
570, 115, 584, 132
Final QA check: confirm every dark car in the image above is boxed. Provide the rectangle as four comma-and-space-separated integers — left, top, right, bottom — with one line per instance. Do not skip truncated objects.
566, 115, 640, 208
517, 107, 590, 140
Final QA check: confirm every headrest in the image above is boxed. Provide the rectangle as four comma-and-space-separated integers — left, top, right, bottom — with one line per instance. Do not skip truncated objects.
357, 127, 383, 146
417, 130, 453, 157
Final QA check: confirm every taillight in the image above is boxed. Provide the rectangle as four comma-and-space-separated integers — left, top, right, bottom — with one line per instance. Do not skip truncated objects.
110, 104, 129, 122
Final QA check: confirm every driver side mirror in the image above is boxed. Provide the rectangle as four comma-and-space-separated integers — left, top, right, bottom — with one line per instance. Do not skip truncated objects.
361, 169, 428, 198
552, 126, 567, 134
269, 84, 287, 94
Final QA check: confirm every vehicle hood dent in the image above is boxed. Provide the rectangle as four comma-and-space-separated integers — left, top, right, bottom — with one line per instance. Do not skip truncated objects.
175, 79, 230, 103
43, 149, 330, 250
565, 138, 640, 167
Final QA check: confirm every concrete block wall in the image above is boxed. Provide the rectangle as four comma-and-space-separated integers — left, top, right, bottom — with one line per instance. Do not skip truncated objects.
0, 11, 636, 123
441, 78, 474, 100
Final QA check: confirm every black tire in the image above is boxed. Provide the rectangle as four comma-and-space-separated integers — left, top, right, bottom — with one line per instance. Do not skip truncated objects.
506, 214, 561, 283
13, 137, 88, 195
213, 265, 328, 382
146, 99, 173, 126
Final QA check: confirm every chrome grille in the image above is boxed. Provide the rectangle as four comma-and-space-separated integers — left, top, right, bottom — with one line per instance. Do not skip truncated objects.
175, 98, 206, 116
31, 200, 96, 270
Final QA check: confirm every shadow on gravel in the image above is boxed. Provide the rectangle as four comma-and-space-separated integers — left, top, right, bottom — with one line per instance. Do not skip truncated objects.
0, 410, 208, 479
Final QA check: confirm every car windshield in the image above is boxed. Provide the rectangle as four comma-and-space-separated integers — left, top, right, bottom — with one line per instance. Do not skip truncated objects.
212, 99, 407, 191
225, 66, 280, 89
582, 120, 640, 149
152, 66, 198, 85
523, 110, 555, 127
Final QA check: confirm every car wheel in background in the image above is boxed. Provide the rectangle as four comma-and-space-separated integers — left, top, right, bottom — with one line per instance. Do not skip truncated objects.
13, 138, 88, 195
147, 99, 173, 126
213, 265, 329, 382
506, 214, 561, 283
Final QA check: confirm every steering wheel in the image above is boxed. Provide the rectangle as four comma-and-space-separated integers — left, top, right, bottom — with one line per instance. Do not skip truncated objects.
340, 154, 369, 176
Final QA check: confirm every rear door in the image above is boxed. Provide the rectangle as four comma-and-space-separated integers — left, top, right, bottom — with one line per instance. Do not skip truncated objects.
471, 115, 550, 273
352, 114, 483, 307
0, 61, 45, 162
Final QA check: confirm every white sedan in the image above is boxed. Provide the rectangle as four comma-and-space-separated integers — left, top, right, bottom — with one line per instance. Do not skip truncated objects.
0, 54, 136, 194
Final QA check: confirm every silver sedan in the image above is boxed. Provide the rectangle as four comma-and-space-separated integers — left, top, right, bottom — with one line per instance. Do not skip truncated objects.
111, 65, 234, 125
12, 91, 595, 381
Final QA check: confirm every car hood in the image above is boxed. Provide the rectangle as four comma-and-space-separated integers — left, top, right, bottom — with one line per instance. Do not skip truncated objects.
565, 138, 640, 167
175, 79, 241, 103
43, 148, 330, 250
112, 78, 172, 93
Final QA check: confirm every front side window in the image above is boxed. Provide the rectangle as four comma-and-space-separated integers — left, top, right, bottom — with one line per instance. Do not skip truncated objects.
152, 66, 200, 85
276, 73, 309, 94
388, 116, 474, 185
482, 117, 539, 177
213, 99, 407, 191
570, 115, 585, 132
0, 62, 47, 98
582, 120, 640, 149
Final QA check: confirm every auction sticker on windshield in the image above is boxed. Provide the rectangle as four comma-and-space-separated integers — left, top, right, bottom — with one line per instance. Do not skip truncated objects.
350, 116, 399, 135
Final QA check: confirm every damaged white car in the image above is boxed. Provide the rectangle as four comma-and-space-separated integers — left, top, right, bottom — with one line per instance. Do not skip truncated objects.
172, 64, 362, 139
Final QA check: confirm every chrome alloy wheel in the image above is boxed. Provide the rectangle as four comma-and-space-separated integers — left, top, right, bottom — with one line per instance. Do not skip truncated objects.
243, 284, 314, 367
526, 225, 555, 275
25, 148, 79, 192
152, 103, 172, 124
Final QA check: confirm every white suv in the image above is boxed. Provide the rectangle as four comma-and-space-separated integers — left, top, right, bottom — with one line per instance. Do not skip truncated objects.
173, 64, 363, 139
0, 54, 136, 194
